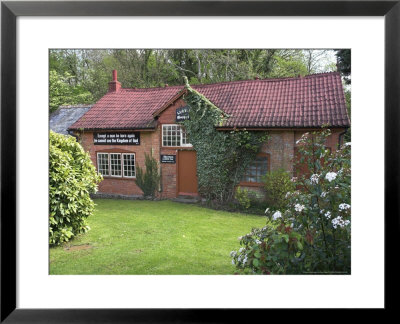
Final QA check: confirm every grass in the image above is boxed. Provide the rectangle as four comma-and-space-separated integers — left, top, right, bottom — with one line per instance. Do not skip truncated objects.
49, 199, 266, 275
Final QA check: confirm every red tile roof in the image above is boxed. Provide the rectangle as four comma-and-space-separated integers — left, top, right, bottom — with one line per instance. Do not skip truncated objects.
69, 72, 350, 130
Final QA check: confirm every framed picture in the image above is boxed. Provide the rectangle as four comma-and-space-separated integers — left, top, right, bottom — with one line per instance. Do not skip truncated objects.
1, 0, 398, 321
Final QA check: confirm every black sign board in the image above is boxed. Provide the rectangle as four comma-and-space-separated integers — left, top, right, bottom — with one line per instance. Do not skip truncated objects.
93, 132, 140, 145
176, 106, 190, 122
160, 154, 176, 164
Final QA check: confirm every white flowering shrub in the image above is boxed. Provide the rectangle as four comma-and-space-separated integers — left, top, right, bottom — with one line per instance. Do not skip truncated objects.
231, 129, 351, 274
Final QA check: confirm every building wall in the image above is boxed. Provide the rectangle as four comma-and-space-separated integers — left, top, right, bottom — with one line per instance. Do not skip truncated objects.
158, 98, 193, 199
239, 128, 346, 195
80, 130, 158, 196
78, 105, 346, 199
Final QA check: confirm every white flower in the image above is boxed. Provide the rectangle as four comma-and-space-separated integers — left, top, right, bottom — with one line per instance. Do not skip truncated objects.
325, 172, 337, 182
272, 211, 282, 220
231, 259, 235, 265
239, 247, 244, 253
331, 216, 341, 228
294, 204, 305, 212
310, 174, 319, 184
243, 255, 248, 264
339, 203, 351, 210
321, 192, 327, 198
255, 239, 261, 244
285, 192, 291, 199
324, 211, 331, 219
291, 177, 298, 182
331, 216, 350, 229
344, 142, 351, 147
297, 133, 309, 144
230, 251, 237, 257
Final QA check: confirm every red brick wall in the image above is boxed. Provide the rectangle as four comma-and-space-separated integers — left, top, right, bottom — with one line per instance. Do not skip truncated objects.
239, 128, 346, 196
294, 128, 344, 153
79, 130, 158, 196
77, 98, 192, 199
78, 106, 346, 199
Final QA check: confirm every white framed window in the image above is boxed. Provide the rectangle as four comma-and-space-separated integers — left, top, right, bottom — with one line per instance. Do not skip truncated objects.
123, 153, 135, 178
110, 153, 122, 177
97, 153, 109, 176
162, 124, 191, 147
181, 127, 190, 146
96, 152, 136, 178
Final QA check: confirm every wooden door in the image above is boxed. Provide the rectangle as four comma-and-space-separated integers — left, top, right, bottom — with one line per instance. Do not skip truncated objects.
177, 150, 198, 196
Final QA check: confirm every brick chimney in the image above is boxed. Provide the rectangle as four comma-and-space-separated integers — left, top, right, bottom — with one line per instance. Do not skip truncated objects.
108, 70, 121, 92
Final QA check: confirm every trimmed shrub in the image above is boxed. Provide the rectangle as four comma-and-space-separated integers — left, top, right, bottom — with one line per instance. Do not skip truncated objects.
135, 153, 160, 198
49, 131, 102, 245
234, 187, 251, 210
263, 168, 295, 210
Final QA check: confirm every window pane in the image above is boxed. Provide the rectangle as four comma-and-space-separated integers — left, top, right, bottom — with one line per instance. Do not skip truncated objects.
242, 155, 268, 183
110, 153, 122, 176
181, 127, 189, 145
123, 154, 135, 177
97, 153, 109, 176
163, 125, 181, 147
162, 124, 191, 147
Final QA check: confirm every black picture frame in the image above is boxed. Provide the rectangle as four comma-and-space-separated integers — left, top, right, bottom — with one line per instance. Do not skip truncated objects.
1, 0, 398, 321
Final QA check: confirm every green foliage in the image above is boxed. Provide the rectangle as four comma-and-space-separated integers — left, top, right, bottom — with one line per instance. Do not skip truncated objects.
344, 90, 351, 142
263, 168, 295, 210
135, 153, 160, 198
335, 49, 351, 84
182, 80, 268, 203
234, 187, 251, 210
49, 131, 102, 245
49, 70, 93, 113
231, 221, 304, 274
232, 129, 351, 274
269, 54, 308, 78
49, 49, 339, 106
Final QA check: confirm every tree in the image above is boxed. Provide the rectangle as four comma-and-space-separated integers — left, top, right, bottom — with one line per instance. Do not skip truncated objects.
344, 89, 351, 142
49, 70, 93, 113
335, 49, 351, 84
302, 50, 334, 74
48, 49, 340, 111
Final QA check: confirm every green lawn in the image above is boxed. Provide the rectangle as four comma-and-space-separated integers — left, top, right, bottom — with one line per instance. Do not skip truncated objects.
50, 199, 266, 275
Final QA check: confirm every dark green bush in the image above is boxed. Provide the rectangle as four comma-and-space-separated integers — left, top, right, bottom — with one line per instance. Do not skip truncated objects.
49, 131, 102, 245
263, 168, 295, 210
135, 153, 160, 198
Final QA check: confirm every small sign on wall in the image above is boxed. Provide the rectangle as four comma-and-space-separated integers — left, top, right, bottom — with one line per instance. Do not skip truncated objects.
93, 132, 140, 145
176, 106, 190, 122
160, 154, 176, 164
